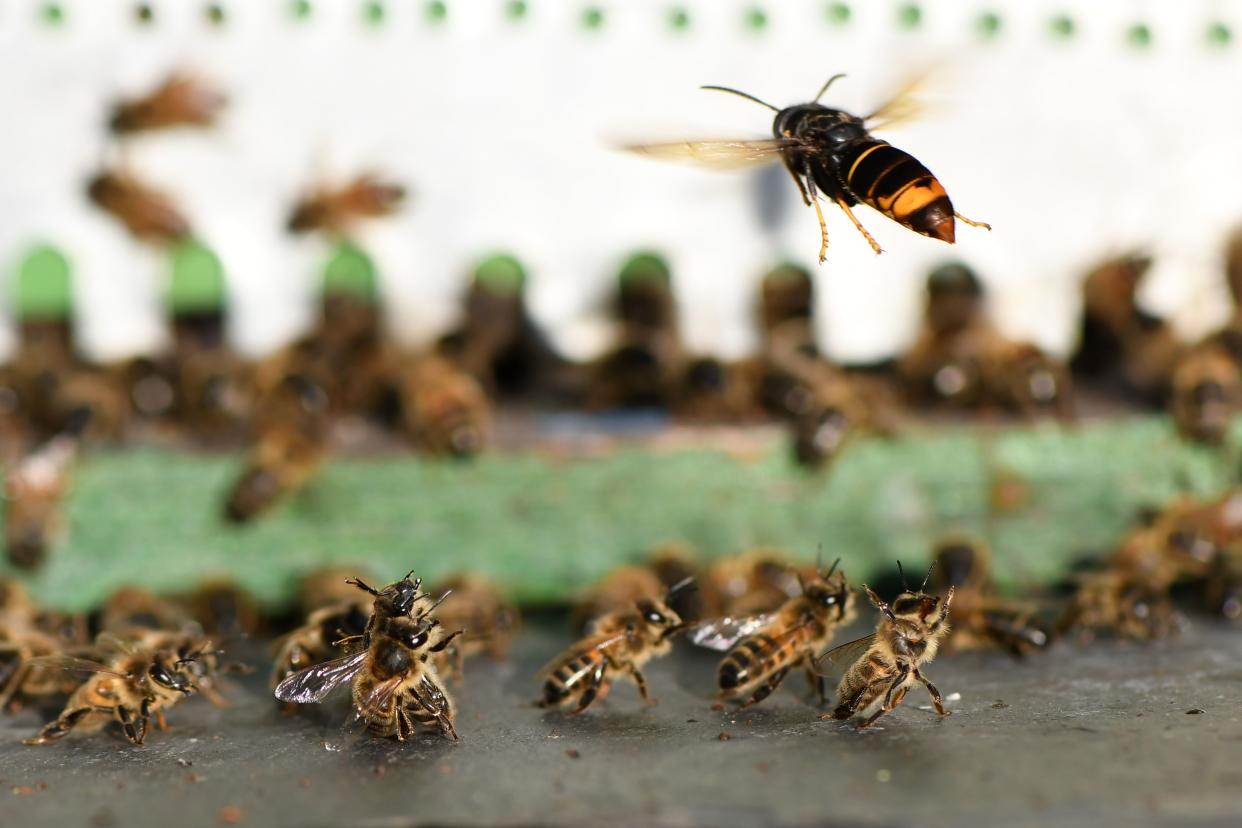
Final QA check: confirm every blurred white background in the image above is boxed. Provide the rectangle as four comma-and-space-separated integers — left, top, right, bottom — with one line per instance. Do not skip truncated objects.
1, 0, 1241, 365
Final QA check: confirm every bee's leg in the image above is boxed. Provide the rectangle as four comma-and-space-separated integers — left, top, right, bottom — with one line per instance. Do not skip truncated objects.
344, 577, 381, 598
23, 705, 102, 745
395, 708, 412, 742
912, 667, 949, 717
821, 682, 869, 721
198, 682, 229, 708
832, 195, 883, 256
804, 665, 827, 705
570, 662, 608, 715
116, 703, 145, 746
736, 667, 789, 710
859, 668, 909, 729
429, 629, 465, 654
155, 710, 168, 731
418, 677, 458, 742
954, 212, 992, 231
628, 665, 656, 705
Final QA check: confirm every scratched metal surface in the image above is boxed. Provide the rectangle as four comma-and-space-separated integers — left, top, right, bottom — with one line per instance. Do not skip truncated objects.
1, 619, 1241, 828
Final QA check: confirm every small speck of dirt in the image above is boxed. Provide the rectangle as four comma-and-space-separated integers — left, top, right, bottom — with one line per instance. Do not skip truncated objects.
176, 758, 193, 768
116, 783, 126, 792
756, 761, 770, 773
565, 749, 580, 759
298, 778, 311, 789
373, 765, 387, 778
686, 719, 697, 723
185, 773, 204, 784
11, 786, 34, 796
217, 805, 244, 824
710, 703, 725, 712
1186, 708, 1206, 715
717, 731, 731, 741
992, 701, 1009, 710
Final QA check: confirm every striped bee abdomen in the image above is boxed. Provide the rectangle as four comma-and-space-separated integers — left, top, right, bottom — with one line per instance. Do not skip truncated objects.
841, 140, 955, 243
718, 632, 787, 693
543, 651, 602, 704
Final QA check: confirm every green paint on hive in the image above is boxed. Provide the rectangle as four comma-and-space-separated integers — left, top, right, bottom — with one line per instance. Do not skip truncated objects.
1127, 23, 1152, 49
474, 254, 527, 295
506, 0, 527, 21
581, 6, 604, 29
976, 11, 1000, 39
1049, 14, 1074, 39
40, 3, 64, 25
826, 3, 850, 26
1208, 22, 1231, 47
897, 4, 921, 29
291, 0, 312, 19
425, 1, 447, 23
619, 252, 670, 287
323, 242, 377, 300
13, 245, 73, 320
745, 7, 767, 31
168, 242, 227, 314
362, 1, 384, 25
668, 6, 689, 31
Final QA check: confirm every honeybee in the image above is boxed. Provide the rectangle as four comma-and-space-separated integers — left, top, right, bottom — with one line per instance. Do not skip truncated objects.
0, 585, 88, 711
179, 581, 263, 639
286, 174, 405, 235
94, 586, 195, 636
398, 355, 492, 458
224, 374, 330, 523
692, 559, 855, 708
109, 73, 227, 134
1169, 343, 1241, 444
628, 75, 989, 261
930, 537, 1050, 657
816, 563, 953, 728
539, 587, 689, 714
270, 600, 371, 699
274, 573, 463, 742
4, 431, 80, 569
24, 631, 222, 746
675, 357, 763, 423
1205, 540, 1242, 621
430, 572, 519, 676
699, 548, 818, 618
87, 169, 192, 243
571, 566, 667, 634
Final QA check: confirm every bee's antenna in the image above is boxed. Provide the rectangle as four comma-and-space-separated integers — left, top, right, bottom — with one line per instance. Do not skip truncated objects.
701, 85, 780, 113
816, 544, 824, 576
896, 560, 909, 592
921, 561, 935, 593
666, 576, 696, 599
813, 73, 848, 103
825, 557, 841, 579
425, 590, 453, 614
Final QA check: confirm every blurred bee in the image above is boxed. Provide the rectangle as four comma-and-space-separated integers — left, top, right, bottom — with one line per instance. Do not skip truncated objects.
930, 537, 1050, 657
0, 584, 89, 711
286, 174, 406, 236
224, 374, 330, 523
571, 566, 667, 635
4, 430, 81, 569
87, 169, 192, 243
627, 74, 988, 261
539, 585, 689, 714
430, 572, 519, 678
179, 581, 263, 640
816, 563, 954, 728
94, 586, 195, 637
398, 356, 492, 458
1205, 540, 1242, 621
691, 559, 855, 708
675, 356, 763, 423
699, 548, 818, 618
979, 338, 1074, 420
275, 575, 463, 742
24, 631, 222, 746
1169, 343, 1241, 444
109, 73, 227, 134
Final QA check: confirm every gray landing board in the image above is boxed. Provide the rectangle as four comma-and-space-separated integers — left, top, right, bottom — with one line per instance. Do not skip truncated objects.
2, 620, 1242, 828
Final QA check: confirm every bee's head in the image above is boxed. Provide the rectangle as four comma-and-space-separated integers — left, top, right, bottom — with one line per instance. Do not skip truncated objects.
635, 597, 683, 638
149, 655, 194, 695
802, 557, 852, 619
933, 539, 985, 589
890, 591, 943, 623
795, 404, 852, 467
384, 571, 424, 616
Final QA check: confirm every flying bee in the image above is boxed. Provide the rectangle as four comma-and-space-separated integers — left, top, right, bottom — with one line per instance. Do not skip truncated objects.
539, 584, 690, 714
274, 579, 463, 743
398, 356, 492, 459
108, 73, 227, 134
86, 169, 192, 243
626, 74, 989, 262
286, 174, 406, 236
429, 572, 519, 679
691, 559, 855, 708
1169, 343, 1242, 445
24, 631, 222, 746
815, 563, 953, 729
4, 432, 80, 569
930, 537, 1050, 657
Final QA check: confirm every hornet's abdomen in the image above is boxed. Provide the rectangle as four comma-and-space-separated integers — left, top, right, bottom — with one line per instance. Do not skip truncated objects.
837, 140, 955, 243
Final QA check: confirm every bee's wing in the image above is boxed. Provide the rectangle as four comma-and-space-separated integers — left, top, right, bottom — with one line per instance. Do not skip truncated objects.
25, 654, 130, 678
686, 613, 776, 652
863, 73, 934, 132
536, 631, 628, 684
812, 633, 877, 682
621, 138, 803, 170
93, 632, 139, 656
274, 651, 367, 704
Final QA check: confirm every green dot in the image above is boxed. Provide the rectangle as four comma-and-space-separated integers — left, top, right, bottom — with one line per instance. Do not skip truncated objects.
363, 1, 384, 25
1207, 22, 1230, 47
897, 4, 921, 29
744, 7, 767, 31
425, 1, 446, 23
474, 254, 527, 295
505, 0, 526, 20
205, 3, 225, 25
976, 11, 1000, 38
826, 3, 850, 25
1049, 14, 1074, 39
40, 3, 64, 25
168, 242, 226, 314
291, 0, 312, 19
581, 6, 603, 29
1126, 22, 1151, 48
323, 243, 377, 300
619, 252, 670, 288
134, 3, 155, 24
14, 246, 73, 321
668, 6, 689, 30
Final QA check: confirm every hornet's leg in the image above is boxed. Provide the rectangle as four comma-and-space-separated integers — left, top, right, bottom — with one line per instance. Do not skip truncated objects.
801, 169, 832, 263
736, 667, 790, 710
833, 195, 883, 255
